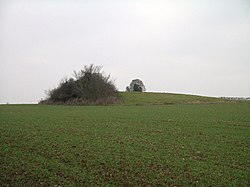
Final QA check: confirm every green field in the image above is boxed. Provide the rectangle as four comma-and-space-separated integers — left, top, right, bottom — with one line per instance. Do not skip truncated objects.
0, 93, 250, 186
118, 92, 226, 105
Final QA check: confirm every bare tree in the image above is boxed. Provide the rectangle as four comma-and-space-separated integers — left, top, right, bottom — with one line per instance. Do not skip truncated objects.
41, 64, 118, 105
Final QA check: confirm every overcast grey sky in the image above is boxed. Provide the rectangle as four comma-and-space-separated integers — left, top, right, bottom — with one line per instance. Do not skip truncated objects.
0, 0, 250, 103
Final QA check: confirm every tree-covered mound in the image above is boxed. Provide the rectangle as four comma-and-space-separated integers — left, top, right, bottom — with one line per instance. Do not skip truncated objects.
40, 65, 118, 105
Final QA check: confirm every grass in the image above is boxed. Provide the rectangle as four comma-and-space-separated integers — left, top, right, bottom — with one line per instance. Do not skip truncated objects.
0, 93, 249, 186
117, 92, 226, 105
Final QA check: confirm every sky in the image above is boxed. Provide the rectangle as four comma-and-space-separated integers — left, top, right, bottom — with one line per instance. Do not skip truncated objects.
0, 0, 250, 103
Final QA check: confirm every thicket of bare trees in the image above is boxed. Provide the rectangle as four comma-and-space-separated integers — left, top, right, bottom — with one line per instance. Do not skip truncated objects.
40, 64, 118, 105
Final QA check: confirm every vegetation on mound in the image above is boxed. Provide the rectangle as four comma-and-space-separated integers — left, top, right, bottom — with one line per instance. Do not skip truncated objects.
118, 92, 226, 105
40, 65, 118, 105
38, 64, 230, 106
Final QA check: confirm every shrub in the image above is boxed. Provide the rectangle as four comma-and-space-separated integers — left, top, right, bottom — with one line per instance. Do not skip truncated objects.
40, 64, 118, 105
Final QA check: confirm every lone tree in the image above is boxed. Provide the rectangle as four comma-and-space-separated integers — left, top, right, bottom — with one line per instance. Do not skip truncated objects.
41, 64, 118, 105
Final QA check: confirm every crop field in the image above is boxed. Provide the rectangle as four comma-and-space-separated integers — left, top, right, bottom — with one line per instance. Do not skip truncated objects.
0, 94, 250, 186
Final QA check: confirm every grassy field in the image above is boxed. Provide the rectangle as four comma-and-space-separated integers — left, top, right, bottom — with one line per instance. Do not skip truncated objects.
0, 93, 249, 186
118, 92, 226, 105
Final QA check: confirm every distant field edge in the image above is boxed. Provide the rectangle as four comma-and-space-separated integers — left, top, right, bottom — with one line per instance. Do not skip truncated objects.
1, 92, 244, 106
117, 91, 237, 106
